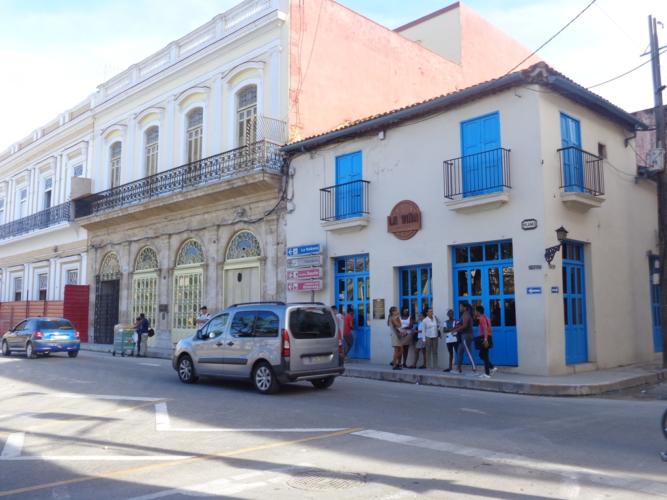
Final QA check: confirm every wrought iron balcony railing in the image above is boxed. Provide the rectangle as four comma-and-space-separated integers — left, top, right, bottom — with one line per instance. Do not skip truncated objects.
320, 180, 370, 222
0, 201, 72, 241
75, 140, 284, 218
557, 146, 604, 196
443, 148, 511, 200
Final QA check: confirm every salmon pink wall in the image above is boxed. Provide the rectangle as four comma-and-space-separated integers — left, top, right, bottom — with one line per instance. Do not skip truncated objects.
288, 0, 466, 141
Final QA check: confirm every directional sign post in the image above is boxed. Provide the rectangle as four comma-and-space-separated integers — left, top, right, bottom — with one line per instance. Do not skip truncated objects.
286, 244, 324, 294
287, 244, 321, 257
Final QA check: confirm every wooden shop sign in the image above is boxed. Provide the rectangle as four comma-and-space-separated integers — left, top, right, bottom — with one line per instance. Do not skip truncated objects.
387, 200, 422, 240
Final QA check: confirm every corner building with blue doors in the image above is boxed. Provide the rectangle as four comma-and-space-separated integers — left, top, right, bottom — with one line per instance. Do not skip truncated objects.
284, 63, 660, 376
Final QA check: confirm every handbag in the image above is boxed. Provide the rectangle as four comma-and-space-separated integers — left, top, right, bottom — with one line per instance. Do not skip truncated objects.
474, 336, 486, 350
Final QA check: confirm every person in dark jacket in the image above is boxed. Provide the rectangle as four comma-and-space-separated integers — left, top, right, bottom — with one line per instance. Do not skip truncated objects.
134, 313, 149, 357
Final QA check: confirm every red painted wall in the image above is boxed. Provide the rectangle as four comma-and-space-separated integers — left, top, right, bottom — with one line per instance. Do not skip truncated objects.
288, 0, 466, 141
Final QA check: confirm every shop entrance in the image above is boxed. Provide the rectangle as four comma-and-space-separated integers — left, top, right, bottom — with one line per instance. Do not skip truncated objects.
563, 241, 588, 364
399, 265, 432, 318
453, 240, 517, 366
335, 255, 370, 359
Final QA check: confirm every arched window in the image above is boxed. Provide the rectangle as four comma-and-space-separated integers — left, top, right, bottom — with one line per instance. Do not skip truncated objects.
133, 247, 159, 339
226, 230, 261, 260
236, 86, 257, 146
144, 126, 159, 177
109, 142, 122, 188
100, 252, 121, 281
186, 108, 203, 163
173, 239, 204, 337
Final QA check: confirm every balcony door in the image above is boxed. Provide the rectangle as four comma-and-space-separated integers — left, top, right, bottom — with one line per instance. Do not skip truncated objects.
460, 112, 501, 196
563, 241, 588, 364
560, 113, 583, 192
335, 151, 362, 219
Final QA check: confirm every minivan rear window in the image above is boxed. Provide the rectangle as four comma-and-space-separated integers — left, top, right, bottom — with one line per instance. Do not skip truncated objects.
35, 320, 73, 330
289, 307, 335, 339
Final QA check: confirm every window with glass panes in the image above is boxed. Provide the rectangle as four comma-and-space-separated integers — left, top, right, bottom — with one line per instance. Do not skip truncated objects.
66, 269, 78, 285
144, 126, 159, 176
399, 265, 432, 319
133, 247, 159, 335
237, 86, 257, 146
0, 198, 5, 224
43, 177, 53, 210
172, 240, 204, 334
334, 254, 371, 359
38, 273, 48, 300
13, 276, 22, 301
453, 240, 517, 366
186, 108, 203, 163
109, 142, 122, 188
16, 188, 27, 219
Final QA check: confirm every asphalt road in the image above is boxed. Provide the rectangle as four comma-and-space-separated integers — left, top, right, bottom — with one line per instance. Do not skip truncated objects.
0, 350, 665, 499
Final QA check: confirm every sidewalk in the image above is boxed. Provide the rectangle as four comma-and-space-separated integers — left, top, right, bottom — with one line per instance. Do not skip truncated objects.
342, 361, 667, 396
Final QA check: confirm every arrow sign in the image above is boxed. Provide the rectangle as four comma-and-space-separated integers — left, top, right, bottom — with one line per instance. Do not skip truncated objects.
287, 255, 323, 268
287, 280, 323, 292
287, 267, 322, 280
287, 244, 321, 257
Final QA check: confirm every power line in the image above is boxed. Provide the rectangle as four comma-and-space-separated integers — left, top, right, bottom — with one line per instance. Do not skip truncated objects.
505, 0, 597, 75
586, 47, 667, 89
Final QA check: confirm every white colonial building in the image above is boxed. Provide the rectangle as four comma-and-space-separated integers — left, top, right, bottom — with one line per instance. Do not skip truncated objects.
284, 63, 659, 376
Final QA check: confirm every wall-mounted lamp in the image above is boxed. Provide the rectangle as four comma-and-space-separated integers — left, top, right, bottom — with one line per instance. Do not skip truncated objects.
544, 226, 569, 265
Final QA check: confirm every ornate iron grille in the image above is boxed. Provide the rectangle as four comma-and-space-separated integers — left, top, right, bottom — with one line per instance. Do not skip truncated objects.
75, 140, 284, 218
443, 148, 511, 200
0, 201, 72, 241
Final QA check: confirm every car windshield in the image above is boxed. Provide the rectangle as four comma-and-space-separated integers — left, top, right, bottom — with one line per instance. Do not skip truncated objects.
35, 320, 73, 330
289, 307, 335, 339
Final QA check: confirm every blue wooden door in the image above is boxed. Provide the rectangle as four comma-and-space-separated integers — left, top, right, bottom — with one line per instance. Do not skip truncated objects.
460, 112, 501, 196
453, 241, 517, 366
335, 151, 362, 219
563, 242, 588, 364
560, 113, 583, 192
649, 256, 662, 353
399, 265, 432, 318
335, 255, 370, 359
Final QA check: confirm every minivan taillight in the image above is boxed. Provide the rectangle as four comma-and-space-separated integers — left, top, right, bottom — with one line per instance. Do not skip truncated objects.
282, 329, 290, 357
33, 331, 43, 339
75, 331, 80, 338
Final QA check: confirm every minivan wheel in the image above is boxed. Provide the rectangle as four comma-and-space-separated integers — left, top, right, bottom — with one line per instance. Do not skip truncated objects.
1, 341, 10, 357
253, 361, 279, 394
311, 376, 335, 390
68, 351, 79, 358
26, 342, 36, 359
177, 355, 198, 384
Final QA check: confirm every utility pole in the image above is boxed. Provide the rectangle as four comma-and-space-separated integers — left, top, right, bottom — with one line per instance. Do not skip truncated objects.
648, 15, 667, 367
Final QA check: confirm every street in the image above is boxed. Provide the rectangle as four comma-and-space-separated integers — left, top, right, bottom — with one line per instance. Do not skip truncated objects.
0, 351, 665, 499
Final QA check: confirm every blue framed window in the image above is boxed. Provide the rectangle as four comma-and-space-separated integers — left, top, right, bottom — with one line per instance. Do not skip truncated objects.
399, 265, 432, 319
560, 113, 584, 193
335, 151, 363, 219
562, 241, 588, 364
335, 255, 370, 359
460, 112, 502, 197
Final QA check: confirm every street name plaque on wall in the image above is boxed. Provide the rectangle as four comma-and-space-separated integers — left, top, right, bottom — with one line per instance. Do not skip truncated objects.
372, 299, 386, 320
387, 200, 422, 240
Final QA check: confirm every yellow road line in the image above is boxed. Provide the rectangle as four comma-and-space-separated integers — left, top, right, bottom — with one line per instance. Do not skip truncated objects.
0, 427, 362, 497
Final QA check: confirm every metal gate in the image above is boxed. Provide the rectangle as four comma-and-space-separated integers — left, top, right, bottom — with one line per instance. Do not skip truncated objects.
649, 255, 662, 353
94, 276, 119, 345
563, 241, 588, 364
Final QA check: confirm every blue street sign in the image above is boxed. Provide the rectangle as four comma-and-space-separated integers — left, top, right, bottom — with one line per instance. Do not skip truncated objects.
287, 244, 321, 257
527, 287, 542, 295
551, 286, 560, 294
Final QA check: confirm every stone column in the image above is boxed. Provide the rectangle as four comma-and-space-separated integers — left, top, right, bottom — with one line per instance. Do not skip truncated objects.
164, 96, 176, 172
210, 76, 223, 155
119, 243, 131, 323
48, 258, 57, 301
126, 116, 137, 183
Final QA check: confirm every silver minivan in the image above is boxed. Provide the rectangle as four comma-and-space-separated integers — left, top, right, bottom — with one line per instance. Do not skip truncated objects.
172, 302, 344, 394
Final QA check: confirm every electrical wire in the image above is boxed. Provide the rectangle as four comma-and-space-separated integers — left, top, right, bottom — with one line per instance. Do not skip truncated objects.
505, 0, 597, 75
586, 47, 667, 90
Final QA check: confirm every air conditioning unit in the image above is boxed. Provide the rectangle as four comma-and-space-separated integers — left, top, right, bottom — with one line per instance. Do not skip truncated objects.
646, 148, 665, 173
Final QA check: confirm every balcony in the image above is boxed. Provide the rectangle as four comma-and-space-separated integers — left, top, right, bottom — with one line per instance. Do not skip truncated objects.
74, 140, 284, 230
0, 201, 73, 241
443, 148, 511, 212
319, 180, 370, 232
557, 146, 605, 210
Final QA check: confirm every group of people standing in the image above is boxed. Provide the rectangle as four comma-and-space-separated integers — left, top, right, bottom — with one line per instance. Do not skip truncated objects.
386, 302, 496, 378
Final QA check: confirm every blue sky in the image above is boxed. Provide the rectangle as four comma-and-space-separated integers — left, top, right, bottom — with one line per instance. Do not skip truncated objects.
1, 0, 667, 149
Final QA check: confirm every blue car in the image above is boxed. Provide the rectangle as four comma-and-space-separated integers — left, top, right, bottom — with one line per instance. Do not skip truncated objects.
1, 317, 80, 358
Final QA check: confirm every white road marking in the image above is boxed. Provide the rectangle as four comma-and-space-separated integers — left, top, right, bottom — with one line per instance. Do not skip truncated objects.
353, 430, 667, 496
55, 393, 163, 402
459, 408, 487, 415
139, 362, 160, 367
0, 454, 193, 462
127, 464, 311, 500
154, 402, 343, 433
0, 433, 24, 458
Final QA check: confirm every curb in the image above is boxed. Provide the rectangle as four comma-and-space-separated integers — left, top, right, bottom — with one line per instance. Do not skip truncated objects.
342, 366, 667, 397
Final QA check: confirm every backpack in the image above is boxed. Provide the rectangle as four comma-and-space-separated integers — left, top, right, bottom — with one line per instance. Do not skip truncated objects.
148, 328, 155, 337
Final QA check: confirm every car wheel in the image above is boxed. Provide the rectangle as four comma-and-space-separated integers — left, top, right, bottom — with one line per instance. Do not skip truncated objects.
25, 342, 36, 359
253, 361, 279, 394
1, 341, 10, 357
311, 376, 335, 390
68, 351, 79, 358
177, 355, 198, 384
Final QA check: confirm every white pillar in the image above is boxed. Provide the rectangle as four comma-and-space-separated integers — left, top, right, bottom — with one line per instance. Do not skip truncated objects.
164, 96, 176, 171
53, 155, 62, 206
49, 258, 58, 300
23, 264, 30, 300
29, 167, 37, 214
126, 117, 137, 183
80, 252, 88, 285
211, 76, 223, 154
269, 47, 282, 119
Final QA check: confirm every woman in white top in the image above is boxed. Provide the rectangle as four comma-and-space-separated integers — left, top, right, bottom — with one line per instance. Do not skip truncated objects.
399, 308, 414, 368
